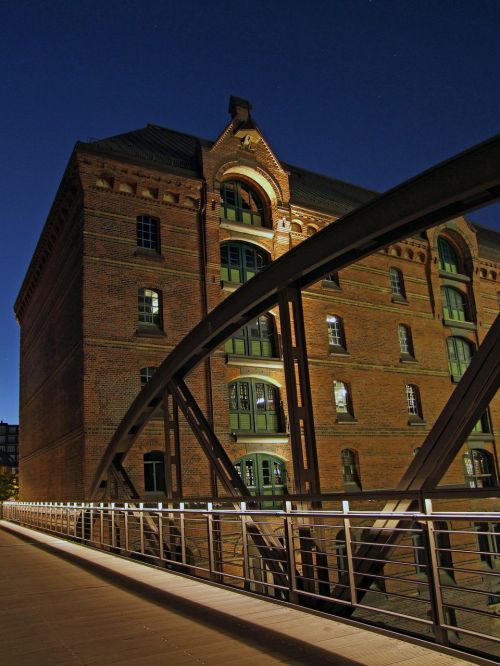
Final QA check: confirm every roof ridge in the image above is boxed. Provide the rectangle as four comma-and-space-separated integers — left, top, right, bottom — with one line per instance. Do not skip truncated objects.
283, 161, 377, 196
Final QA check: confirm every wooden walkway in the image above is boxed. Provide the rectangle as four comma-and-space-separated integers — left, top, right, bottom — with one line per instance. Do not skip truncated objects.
0, 521, 478, 666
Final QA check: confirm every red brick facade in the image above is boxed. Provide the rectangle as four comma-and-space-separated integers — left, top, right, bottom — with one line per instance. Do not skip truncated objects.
15, 98, 499, 502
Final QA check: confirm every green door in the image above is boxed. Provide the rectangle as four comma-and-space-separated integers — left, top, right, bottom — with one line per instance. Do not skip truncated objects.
235, 453, 287, 508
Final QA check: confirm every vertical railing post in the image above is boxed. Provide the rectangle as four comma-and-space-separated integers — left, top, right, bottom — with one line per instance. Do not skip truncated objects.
179, 502, 186, 566
207, 502, 216, 580
139, 502, 145, 554
158, 502, 164, 561
422, 499, 449, 647
89, 503, 94, 543
80, 503, 85, 541
284, 500, 299, 604
124, 502, 129, 552
342, 500, 358, 607
240, 502, 250, 584
99, 502, 104, 545
111, 502, 116, 548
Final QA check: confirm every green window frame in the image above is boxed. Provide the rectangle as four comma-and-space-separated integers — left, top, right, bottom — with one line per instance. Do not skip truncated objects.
229, 379, 281, 432
446, 336, 473, 381
220, 180, 266, 226
220, 242, 269, 284
234, 453, 287, 507
225, 313, 277, 357
144, 451, 166, 492
438, 237, 461, 274
441, 286, 468, 322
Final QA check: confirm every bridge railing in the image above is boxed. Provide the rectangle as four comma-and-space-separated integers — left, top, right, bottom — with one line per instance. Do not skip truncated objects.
3, 493, 500, 663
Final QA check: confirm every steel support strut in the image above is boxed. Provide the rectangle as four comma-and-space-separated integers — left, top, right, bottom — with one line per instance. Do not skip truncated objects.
278, 285, 321, 496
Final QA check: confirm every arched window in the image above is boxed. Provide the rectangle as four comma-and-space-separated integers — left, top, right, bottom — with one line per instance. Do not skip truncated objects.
228, 379, 282, 432
438, 237, 461, 274
406, 384, 423, 421
326, 315, 346, 351
463, 450, 495, 488
446, 336, 473, 380
234, 453, 287, 507
144, 451, 166, 492
136, 215, 160, 252
138, 288, 162, 328
220, 242, 269, 284
398, 324, 415, 358
225, 313, 277, 357
389, 267, 406, 299
333, 380, 354, 420
341, 449, 361, 488
441, 286, 469, 322
220, 180, 266, 226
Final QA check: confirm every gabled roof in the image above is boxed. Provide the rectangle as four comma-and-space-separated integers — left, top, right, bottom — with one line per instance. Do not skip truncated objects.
77, 124, 376, 214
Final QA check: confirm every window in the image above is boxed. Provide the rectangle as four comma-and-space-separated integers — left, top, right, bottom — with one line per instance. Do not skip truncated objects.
225, 313, 277, 357
327, 315, 346, 351
323, 272, 340, 288
234, 453, 287, 507
406, 384, 423, 422
138, 288, 162, 328
441, 286, 469, 322
471, 412, 491, 435
389, 267, 406, 300
220, 180, 266, 226
446, 336, 473, 381
144, 451, 166, 492
438, 237, 460, 274
220, 242, 269, 284
475, 522, 500, 568
333, 380, 354, 421
398, 324, 415, 358
341, 449, 361, 488
463, 450, 496, 488
140, 366, 157, 387
136, 215, 160, 252
229, 379, 282, 432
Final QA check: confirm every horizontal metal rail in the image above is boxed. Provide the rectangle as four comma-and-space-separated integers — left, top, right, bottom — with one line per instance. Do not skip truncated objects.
90, 134, 500, 499
4, 497, 500, 664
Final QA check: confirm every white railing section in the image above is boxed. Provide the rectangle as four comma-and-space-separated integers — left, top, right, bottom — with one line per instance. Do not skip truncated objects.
3, 497, 500, 663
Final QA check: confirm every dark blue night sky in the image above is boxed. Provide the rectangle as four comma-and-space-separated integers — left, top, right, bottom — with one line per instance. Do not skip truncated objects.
1, 0, 499, 423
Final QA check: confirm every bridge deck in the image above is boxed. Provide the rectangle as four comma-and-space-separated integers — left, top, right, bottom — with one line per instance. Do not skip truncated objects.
0, 521, 477, 666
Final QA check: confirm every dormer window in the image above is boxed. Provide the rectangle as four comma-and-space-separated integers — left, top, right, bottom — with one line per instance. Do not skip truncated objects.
220, 180, 266, 227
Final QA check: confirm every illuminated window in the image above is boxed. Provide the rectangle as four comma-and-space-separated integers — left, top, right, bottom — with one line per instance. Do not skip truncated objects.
406, 384, 423, 421
144, 451, 166, 492
463, 450, 495, 488
398, 324, 415, 358
441, 286, 469, 322
390, 267, 406, 299
234, 453, 287, 508
228, 379, 281, 432
136, 215, 160, 252
327, 315, 346, 350
220, 242, 269, 284
333, 380, 354, 420
220, 180, 266, 226
138, 288, 162, 328
225, 313, 277, 357
446, 336, 473, 381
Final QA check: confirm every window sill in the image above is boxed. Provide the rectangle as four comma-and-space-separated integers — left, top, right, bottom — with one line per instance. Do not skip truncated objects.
232, 432, 289, 445
467, 433, 494, 442
400, 354, 418, 364
220, 218, 274, 239
221, 281, 241, 293
442, 318, 476, 331
439, 270, 470, 283
135, 326, 166, 338
321, 280, 341, 291
226, 354, 283, 369
391, 295, 409, 305
408, 417, 426, 426
336, 414, 357, 424
134, 248, 165, 262
329, 346, 349, 356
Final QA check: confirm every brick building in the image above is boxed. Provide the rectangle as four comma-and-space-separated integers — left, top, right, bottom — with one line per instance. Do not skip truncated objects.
14, 96, 499, 503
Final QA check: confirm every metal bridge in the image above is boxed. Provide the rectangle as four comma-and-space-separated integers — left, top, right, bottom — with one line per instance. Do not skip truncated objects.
6, 135, 500, 664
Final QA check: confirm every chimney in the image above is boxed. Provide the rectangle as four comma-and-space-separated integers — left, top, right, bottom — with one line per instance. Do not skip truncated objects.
228, 96, 252, 123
